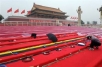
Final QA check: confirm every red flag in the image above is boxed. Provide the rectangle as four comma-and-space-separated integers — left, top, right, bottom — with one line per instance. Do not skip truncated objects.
73, 17, 76, 19
75, 17, 78, 19
70, 17, 73, 19
14, 9, 19, 13
21, 10, 25, 14
27, 11, 31, 15
7, 8, 12, 13
70, 17, 72, 19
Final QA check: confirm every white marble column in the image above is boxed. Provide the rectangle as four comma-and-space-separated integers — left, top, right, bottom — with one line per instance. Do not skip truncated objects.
77, 6, 82, 26
100, 12, 102, 25
98, 6, 102, 26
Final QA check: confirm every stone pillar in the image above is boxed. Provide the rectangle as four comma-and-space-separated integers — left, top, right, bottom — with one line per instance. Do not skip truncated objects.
100, 12, 102, 25
100, 7, 102, 25
97, 6, 102, 27
77, 6, 82, 26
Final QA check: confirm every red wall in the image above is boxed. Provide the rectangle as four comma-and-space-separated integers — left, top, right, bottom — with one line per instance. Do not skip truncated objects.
6, 18, 29, 21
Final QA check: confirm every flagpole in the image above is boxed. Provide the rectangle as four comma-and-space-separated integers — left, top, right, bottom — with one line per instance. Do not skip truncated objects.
18, 9, 19, 16
11, 8, 12, 16
11, 11, 12, 16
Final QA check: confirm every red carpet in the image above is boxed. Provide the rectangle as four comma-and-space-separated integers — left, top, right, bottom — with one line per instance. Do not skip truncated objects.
0, 40, 51, 52
0, 43, 67, 63
85, 54, 102, 67
6, 45, 87, 67
0, 26, 102, 67
0, 37, 85, 63
48, 45, 102, 67
0, 37, 48, 46
0, 36, 83, 52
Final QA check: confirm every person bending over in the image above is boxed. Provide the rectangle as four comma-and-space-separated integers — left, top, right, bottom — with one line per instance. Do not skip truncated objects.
86, 36, 101, 50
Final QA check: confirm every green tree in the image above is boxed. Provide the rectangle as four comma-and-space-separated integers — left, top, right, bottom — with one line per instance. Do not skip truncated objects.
92, 21, 97, 25
87, 21, 90, 24
81, 20, 85, 25
0, 14, 4, 22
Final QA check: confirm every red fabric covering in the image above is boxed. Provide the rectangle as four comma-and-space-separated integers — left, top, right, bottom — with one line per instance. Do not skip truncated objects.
0, 32, 77, 42
0, 35, 47, 43
0, 36, 29, 42
0, 37, 48, 46
85, 54, 102, 67
0, 40, 79, 63
0, 34, 47, 42
58, 36, 84, 41
0, 43, 67, 63
6, 45, 87, 67
0, 40, 51, 52
48, 45, 102, 67
0, 34, 50, 41
96, 61, 102, 67
0, 36, 84, 52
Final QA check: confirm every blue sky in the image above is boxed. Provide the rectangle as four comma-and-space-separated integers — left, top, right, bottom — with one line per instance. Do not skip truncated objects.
0, 0, 102, 24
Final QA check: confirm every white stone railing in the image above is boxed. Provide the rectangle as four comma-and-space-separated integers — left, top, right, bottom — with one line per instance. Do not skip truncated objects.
0, 21, 61, 26
0, 21, 101, 28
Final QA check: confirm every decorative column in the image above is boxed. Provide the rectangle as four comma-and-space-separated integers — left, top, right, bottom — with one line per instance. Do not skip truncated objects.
97, 6, 102, 26
77, 6, 82, 26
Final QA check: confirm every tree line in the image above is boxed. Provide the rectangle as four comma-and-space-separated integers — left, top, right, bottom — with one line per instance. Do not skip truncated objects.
0, 14, 4, 22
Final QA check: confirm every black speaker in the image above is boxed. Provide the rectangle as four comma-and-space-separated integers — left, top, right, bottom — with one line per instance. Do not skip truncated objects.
46, 33, 58, 42
31, 33, 37, 38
